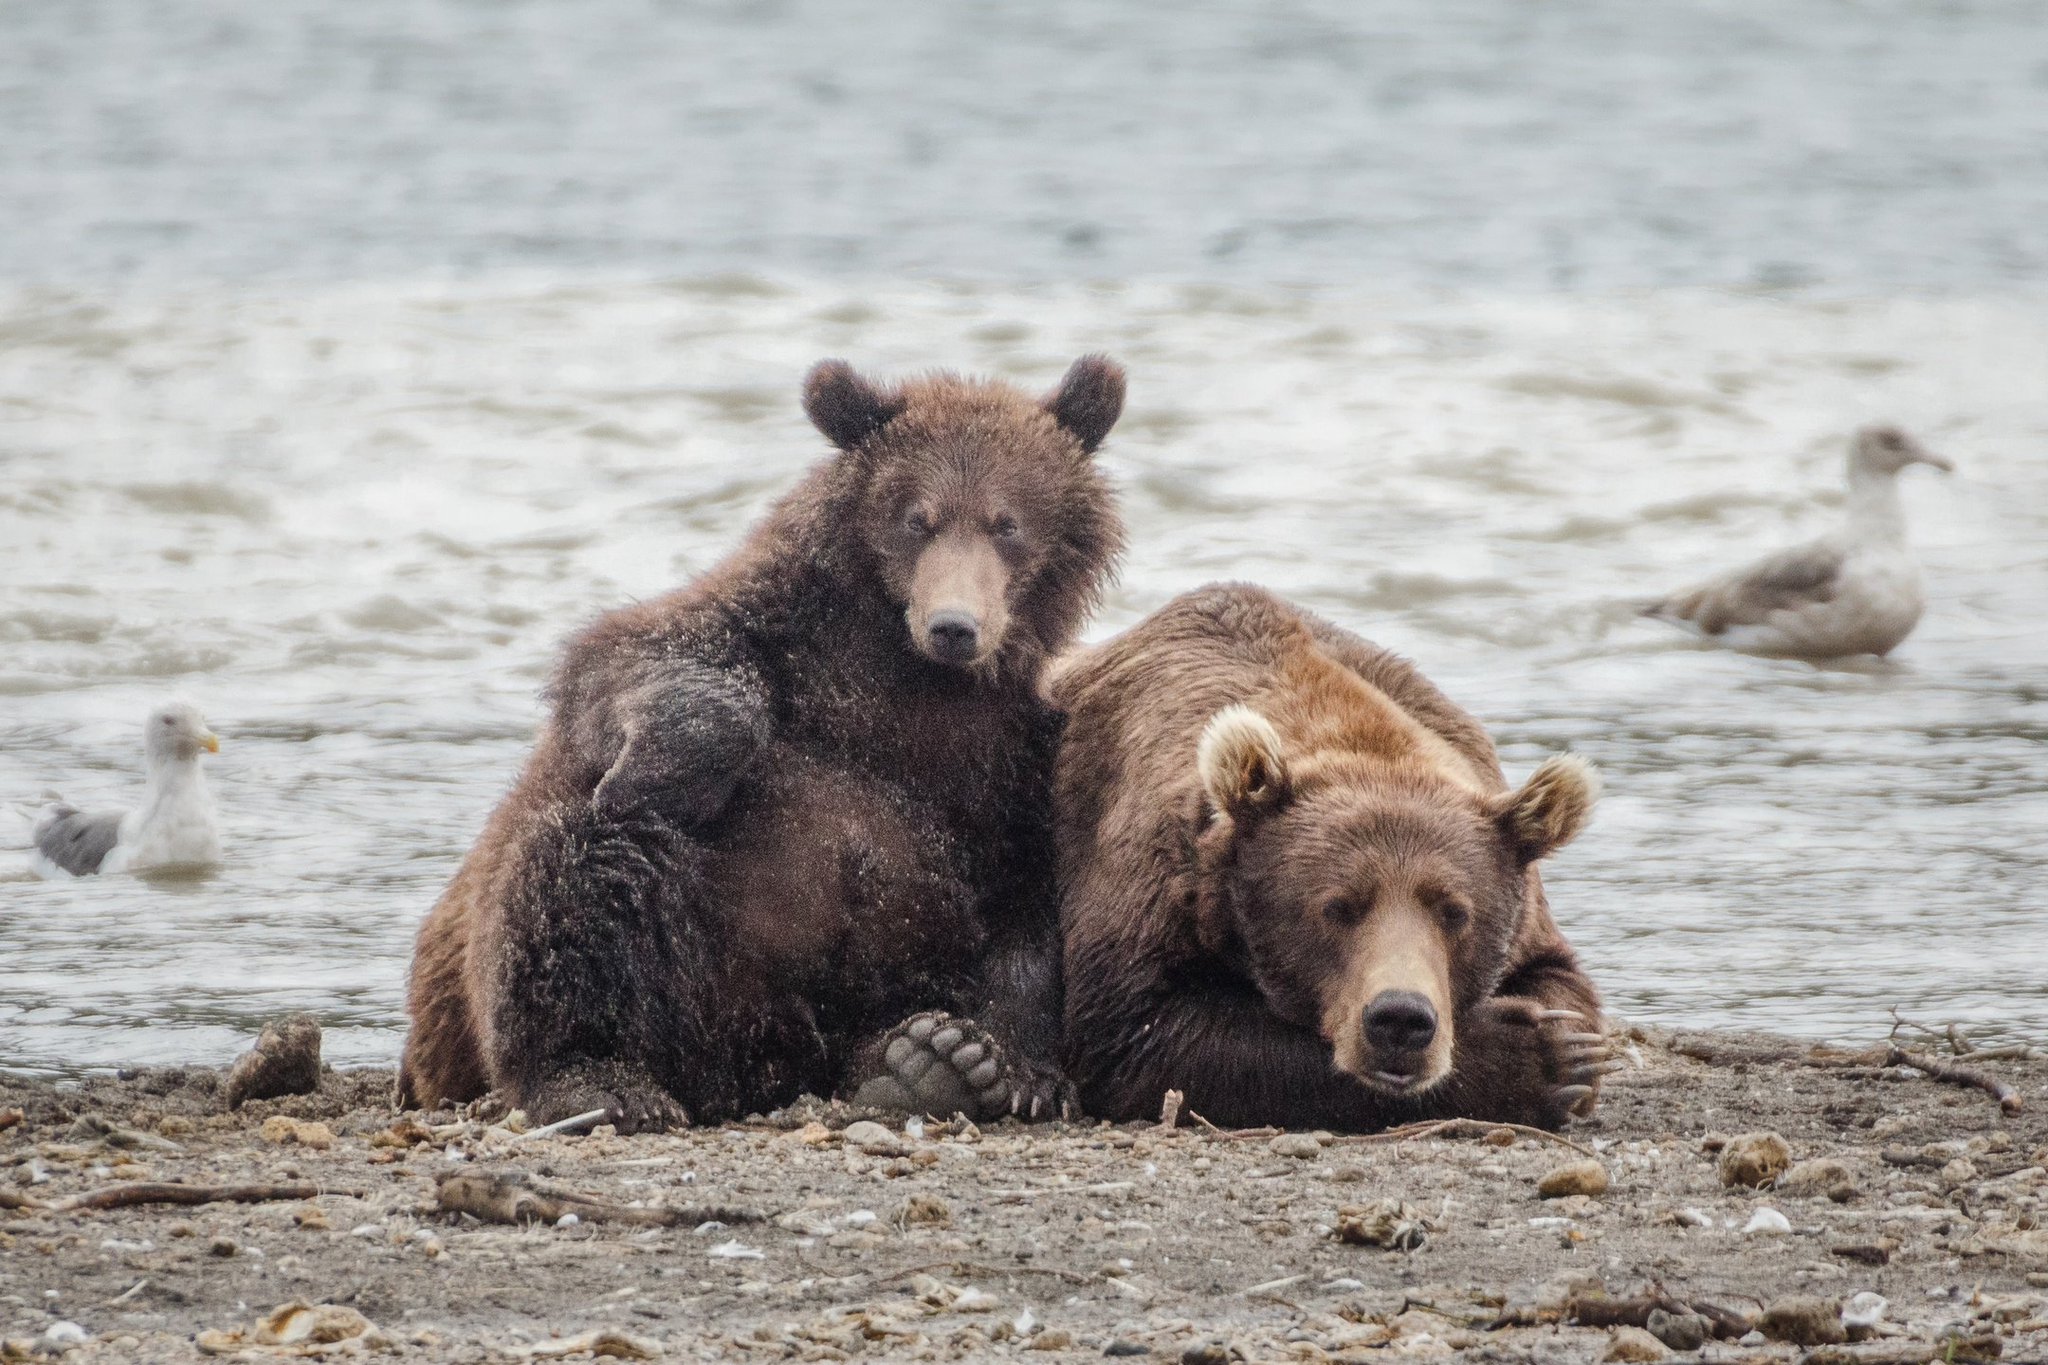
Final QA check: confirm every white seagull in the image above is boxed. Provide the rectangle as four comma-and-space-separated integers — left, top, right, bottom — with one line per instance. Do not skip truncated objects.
29, 702, 223, 877
1644, 425, 1953, 660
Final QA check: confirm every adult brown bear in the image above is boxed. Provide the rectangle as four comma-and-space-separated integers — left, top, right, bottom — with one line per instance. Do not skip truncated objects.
1048, 584, 1612, 1131
398, 357, 1126, 1131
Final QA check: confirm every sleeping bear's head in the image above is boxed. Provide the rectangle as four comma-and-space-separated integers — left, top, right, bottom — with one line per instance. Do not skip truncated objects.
803, 356, 1126, 673
1192, 705, 1598, 1097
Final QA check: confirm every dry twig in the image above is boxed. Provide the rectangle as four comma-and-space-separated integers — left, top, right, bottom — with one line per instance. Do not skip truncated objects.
879, 1259, 1097, 1286
437, 1168, 761, 1227
1, 1182, 358, 1214
1331, 1117, 1600, 1160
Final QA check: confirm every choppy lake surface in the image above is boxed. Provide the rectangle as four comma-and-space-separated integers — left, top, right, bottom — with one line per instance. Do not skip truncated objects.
6, 0, 2047, 292
4, 0, 2048, 1073
2, 281, 2043, 1074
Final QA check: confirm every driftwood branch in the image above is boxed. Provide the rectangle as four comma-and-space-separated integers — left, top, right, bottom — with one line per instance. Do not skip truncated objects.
1566, 1288, 1752, 1341
1492, 1286, 1751, 1340
436, 1168, 762, 1228
1684, 1027, 2025, 1117
1, 1182, 357, 1214
1882, 1046, 2022, 1116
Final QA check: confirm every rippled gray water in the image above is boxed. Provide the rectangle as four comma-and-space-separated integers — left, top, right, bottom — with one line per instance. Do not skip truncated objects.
1, 2, 2044, 1075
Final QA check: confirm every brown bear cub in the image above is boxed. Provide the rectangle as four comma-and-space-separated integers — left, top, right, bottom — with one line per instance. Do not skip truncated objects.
398, 357, 1126, 1131
1049, 584, 1612, 1131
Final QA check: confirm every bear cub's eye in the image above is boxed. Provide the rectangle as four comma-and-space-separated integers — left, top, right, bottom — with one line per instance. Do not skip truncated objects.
1321, 895, 1368, 928
904, 507, 935, 538
1433, 896, 1472, 932
990, 513, 1020, 539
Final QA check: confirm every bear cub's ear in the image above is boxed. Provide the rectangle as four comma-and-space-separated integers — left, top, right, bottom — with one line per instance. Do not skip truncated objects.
1198, 705, 1291, 825
1043, 354, 1126, 455
804, 360, 906, 451
1492, 754, 1600, 864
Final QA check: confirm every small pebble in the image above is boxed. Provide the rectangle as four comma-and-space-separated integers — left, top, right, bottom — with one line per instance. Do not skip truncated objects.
1778, 1158, 1856, 1201
1104, 1341, 1149, 1357
1645, 1308, 1707, 1352
1842, 1291, 1887, 1330
43, 1323, 88, 1347
1028, 1329, 1076, 1351
1719, 1131, 1792, 1188
1268, 1133, 1320, 1160
208, 1236, 238, 1257
1537, 1160, 1609, 1198
1604, 1325, 1668, 1361
842, 1120, 898, 1150
1759, 1295, 1846, 1346
1743, 1207, 1792, 1236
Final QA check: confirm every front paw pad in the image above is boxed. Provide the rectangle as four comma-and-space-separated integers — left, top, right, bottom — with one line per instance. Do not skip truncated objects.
852, 1012, 1015, 1120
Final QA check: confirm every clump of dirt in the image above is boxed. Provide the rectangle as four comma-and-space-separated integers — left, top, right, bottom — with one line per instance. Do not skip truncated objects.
2, 1022, 2044, 1363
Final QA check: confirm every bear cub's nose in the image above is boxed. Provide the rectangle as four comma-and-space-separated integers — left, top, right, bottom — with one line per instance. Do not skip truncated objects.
925, 611, 981, 664
1362, 990, 1437, 1059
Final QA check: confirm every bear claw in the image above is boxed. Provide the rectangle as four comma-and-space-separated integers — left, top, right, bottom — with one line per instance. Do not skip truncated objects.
854, 1011, 1071, 1123
527, 1064, 690, 1136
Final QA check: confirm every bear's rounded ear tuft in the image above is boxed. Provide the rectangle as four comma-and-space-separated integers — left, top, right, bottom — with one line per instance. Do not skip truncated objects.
1043, 354, 1126, 455
1493, 753, 1600, 864
1197, 704, 1290, 825
804, 360, 905, 451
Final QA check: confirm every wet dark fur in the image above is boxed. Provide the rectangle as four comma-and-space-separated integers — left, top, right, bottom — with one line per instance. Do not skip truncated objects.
1052, 584, 1602, 1132
400, 359, 1125, 1128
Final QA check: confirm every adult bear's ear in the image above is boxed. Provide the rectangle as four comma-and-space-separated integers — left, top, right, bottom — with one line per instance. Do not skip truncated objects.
1197, 705, 1291, 826
804, 360, 905, 451
1491, 754, 1600, 864
1043, 354, 1125, 455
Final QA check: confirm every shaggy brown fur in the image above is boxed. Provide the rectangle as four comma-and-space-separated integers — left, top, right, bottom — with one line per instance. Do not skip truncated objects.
1052, 584, 1606, 1132
399, 358, 1126, 1131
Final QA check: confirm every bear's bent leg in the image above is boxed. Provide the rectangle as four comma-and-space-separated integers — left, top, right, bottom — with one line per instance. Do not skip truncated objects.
479, 804, 728, 1134
578, 662, 772, 829
1073, 983, 1416, 1132
397, 889, 490, 1109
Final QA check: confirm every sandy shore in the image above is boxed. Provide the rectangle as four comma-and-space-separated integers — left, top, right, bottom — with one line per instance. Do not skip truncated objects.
3, 1022, 2044, 1364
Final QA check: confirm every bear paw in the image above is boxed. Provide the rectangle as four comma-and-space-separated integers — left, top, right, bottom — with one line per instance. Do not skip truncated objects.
851, 1012, 1075, 1123
1463, 998, 1619, 1129
527, 1063, 690, 1136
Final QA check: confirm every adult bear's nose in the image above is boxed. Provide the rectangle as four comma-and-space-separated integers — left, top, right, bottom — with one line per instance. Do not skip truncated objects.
1362, 990, 1437, 1059
925, 611, 981, 664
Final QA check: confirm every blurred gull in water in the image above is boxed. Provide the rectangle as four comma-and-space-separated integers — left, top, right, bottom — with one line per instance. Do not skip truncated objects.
27, 702, 222, 877
1643, 425, 1953, 660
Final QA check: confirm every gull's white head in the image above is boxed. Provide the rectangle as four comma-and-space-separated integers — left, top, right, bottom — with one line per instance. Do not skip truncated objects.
144, 701, 220, 766
1851, 424, 1953, 478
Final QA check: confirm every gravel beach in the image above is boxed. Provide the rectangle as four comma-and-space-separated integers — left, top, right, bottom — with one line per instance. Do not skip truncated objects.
3, 1022, 2044, 1364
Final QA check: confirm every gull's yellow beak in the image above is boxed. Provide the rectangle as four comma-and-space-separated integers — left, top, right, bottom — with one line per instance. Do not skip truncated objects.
202, 732, 220, 753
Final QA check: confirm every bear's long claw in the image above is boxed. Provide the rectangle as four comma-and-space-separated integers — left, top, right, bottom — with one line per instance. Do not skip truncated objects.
1537, 1009, 1585, 1023
1553, 1084, 1594, 1108
1559, 1032, 1605, 1048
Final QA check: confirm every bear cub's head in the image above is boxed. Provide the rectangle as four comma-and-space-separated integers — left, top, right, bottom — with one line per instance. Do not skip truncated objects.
804, 356, 1125, 673
1193, 705, 1599, 1097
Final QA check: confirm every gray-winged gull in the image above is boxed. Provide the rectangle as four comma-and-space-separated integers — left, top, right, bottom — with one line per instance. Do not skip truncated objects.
1643, 425, 1952, 659
29, 701, 222, 877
